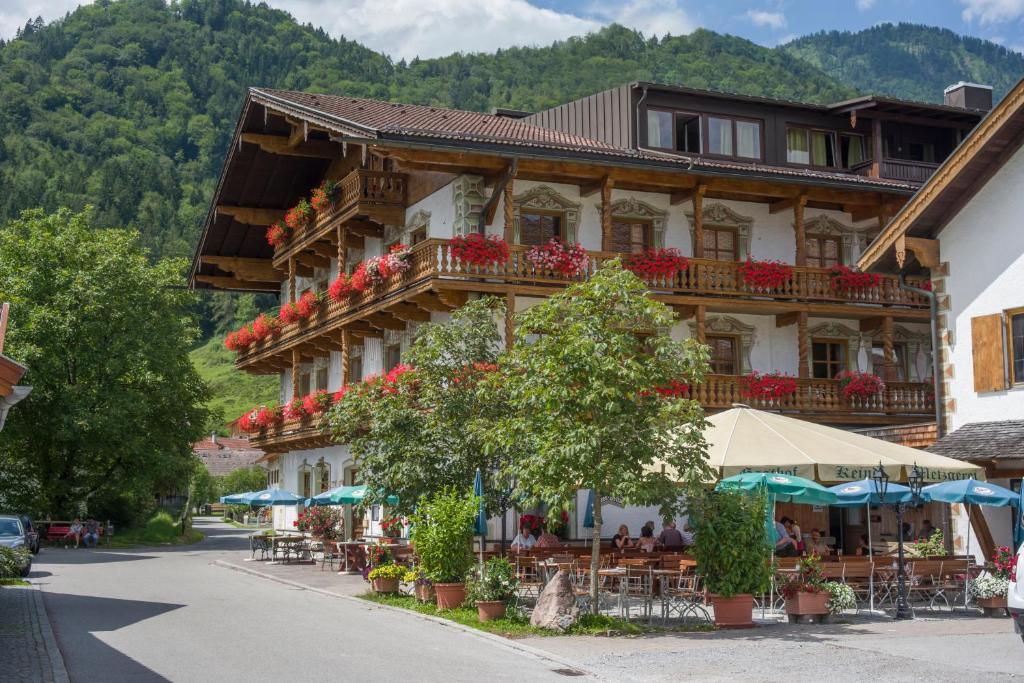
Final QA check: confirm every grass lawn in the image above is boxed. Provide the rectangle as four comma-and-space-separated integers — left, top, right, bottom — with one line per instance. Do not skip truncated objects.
358, 592, 714, 638
105, 528, 205, 548
0, 578, 31, 586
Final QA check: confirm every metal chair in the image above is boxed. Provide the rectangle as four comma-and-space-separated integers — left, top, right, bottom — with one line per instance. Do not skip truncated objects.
661, 572, 711, 624
619, 566, 654, 622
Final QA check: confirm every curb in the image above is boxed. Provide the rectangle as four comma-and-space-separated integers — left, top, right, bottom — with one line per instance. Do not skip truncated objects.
214, 559, 601, 679
31, 584, 70, 683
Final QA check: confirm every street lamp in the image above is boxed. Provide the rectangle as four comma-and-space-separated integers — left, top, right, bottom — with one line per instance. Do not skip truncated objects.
872, 461, 924, 620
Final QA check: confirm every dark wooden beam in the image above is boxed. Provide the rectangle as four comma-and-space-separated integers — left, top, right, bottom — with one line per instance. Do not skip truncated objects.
775, 312, 801, 328
670, 188, 696, 206
347, 220, 385, 238
769, 198, 797, 214
194, 275, 280, 291
386, 303, 431, 322
239, 133, 341, 159
216, 205, 285, 226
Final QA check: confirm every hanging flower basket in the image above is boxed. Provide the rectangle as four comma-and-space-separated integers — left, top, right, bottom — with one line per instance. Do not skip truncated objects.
284, 198, 314, 230
741, 371, 797, 402
625, 247, 689, 280
835, 371, 885, 400
266, 221, 291, 248
738, 259, 793, 290
525, 238, 588, 277
829, 265, 881, 291
310, 179, 341, 213
451, 233, 509, 267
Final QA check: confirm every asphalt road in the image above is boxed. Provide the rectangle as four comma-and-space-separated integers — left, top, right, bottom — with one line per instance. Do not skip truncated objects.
32, 519, 589, 683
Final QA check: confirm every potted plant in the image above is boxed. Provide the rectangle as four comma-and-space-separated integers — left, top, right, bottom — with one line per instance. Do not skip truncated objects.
525, 238, 589, 277
404, 567, 434, 603
467, 557, 518, 622
823, 581, 855, 620
829, 264, 880, 292
368, 563, 405, 593
972, 545, 1017, 616
781, 554, 829, 622
741, 371, 797, 403
294, 505, 342, 541
624, 247, 689, 281
737, 258, 793, 291
381, 515, 404, 539
408, 489, 478, 610
835, 370, 885, 401
310, 179, 341, 213
691, 489, 773, 628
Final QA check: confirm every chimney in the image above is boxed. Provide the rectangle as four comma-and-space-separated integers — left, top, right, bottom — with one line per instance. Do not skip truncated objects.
211, 432, 218, 447
943, 82, 993, 111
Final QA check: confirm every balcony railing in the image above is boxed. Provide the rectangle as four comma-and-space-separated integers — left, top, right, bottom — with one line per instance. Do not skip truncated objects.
246, 374, 934, 449
850, 158, 941, 184
235, 238, 931, 368
271, 169, 407, 266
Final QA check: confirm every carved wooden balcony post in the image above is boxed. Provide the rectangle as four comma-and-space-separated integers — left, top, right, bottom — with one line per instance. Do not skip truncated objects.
695, 305, 706, 343
692, 185, 706, 258
793, 195, 808, 267
797, 311, 809, 379
599, 176, 614, 252
503, 178, 515, 244
291, 348, 300, 401
288, 256, 297, 303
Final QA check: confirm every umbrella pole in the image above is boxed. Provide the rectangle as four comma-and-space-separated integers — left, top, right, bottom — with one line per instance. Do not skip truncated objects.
965, 505, 972, 610
867, 502, 874, 613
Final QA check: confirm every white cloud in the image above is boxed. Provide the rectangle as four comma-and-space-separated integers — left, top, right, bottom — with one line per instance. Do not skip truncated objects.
744, 9, 786, 30
960, 0, 1024, 24
0, 0, 700, 60
856, 0, 877, 10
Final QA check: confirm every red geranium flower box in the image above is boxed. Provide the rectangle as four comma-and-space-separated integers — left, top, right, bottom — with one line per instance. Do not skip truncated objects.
450, 233, 510, 267
829, 265, 881, 291
625, 248, 689, 281
738, 259, 793, 290
741, 371, 797, 401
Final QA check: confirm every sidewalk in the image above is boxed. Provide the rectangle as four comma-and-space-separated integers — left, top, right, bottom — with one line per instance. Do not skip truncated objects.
0, 585, 69, 683
216, 556, 368, 596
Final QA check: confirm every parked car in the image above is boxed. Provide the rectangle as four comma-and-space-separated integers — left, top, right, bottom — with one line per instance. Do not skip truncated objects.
18, 515, 40, 554
0, 515, 32, 577
1009, 542, 1024, 643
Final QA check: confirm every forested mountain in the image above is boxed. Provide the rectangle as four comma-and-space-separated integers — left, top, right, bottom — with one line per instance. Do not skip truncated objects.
2, 1, 1021, 430
783, 23, 1024, 104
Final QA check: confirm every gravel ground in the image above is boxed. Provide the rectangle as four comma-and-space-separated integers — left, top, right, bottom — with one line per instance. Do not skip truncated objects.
524, 613, 1024, 682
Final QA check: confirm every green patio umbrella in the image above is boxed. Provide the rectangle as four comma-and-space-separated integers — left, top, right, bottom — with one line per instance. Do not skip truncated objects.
310, 484, 398, 506
715, 472, 838, 506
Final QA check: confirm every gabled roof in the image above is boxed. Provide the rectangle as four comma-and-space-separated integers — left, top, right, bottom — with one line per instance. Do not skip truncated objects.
859, 76, 1024, 272
928, 420, 1024, 462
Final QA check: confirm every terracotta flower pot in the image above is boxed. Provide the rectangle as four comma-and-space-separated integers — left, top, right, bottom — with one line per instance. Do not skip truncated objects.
372, 577, 399, 594
710, 593, 754, 629
978, 595, 1008, 617
434, 582, 467, 610
476, 600, 507, 622
414, 583, 435, 603
785, 591, 829, 618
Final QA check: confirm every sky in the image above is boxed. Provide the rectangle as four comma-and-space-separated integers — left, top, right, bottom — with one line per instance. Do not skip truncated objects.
2, 0, 1024, 60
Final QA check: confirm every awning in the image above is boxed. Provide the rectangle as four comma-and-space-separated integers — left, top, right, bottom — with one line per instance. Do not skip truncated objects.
657, 406, 982, 484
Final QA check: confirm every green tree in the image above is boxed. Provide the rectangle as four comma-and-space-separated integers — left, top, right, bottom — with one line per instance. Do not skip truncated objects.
480, 261, 712, 612
190, 459, 217, 510
329, 297, 510, 515
215, 465, 267, 498
0, 208, 209, 516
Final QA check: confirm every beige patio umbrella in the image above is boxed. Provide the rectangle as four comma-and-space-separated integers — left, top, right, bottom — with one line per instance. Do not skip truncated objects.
656, 405, 982, 483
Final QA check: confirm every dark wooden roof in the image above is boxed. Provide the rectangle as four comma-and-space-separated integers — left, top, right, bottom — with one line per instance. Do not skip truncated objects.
928, 420, 1024, 461
860, 77, 1024, 273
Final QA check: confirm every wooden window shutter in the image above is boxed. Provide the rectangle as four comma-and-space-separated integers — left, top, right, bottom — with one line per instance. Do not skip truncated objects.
971, 314, 1007, 392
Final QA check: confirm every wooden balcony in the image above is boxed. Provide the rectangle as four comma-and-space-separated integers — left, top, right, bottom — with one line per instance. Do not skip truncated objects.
271, 169, 407, 268
851, 158, 941, 185
235, 238, 931, 372
246, 374, 934, 451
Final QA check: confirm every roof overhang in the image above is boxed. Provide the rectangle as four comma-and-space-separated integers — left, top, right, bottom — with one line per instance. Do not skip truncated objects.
858, 77, 1024, 274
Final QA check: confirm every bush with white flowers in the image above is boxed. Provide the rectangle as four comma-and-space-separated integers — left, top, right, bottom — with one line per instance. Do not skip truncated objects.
823, 581, 856, 614
970, 574, 1009, 600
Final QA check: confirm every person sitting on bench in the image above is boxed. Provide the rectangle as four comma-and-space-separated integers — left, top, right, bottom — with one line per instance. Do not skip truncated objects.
82, 518, 100, 548
66, 519, 83, 548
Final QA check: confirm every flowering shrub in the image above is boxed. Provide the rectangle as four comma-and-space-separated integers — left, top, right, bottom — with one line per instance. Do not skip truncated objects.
781, 554, 826, 598
519, 514, 544, 534
741, 371, 797, 401
625, 247, 689, 280
310, 179, 341, 212
525, 238, 588, 276
970, 574, 1010, 600
294, 506, 342, 540
451, 233, 509, 267
990, 546, 1018, 580
835, 371, 885, 400
381, 516, 404, 538
823, 581, 856, 615
266, 221, 290, 247
284, 198, 313, 230
328, 273, 354, 302
278, 302, 300, 325
467, 557, 518, 603
829, 264, 881, 291
302, 390, 331, 417
738, 259, 793, 290
295, 290, 319, 319
366, 542, 393, 569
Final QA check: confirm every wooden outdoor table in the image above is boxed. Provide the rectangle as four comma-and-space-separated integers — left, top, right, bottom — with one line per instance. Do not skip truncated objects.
335, 540, 367, 574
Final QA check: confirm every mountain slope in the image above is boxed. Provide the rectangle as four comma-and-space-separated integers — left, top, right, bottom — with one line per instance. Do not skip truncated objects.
782, 23, 1024, 103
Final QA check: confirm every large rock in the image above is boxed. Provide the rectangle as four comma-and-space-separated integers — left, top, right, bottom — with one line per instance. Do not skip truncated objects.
529, 569, 579, 632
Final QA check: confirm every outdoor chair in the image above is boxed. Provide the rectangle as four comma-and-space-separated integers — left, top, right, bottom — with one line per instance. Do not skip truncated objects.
661, 572, 711, 624
907, 560, 948, 611
840, 561, 875, 612
320, 540, 341, 571
514, 556, 545, 605
619, 566, 654, 622
250, 534, 271, 560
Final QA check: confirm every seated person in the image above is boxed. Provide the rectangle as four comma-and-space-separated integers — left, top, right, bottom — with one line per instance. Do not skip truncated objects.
774, 518, 797, 557
612, 524, 633, 550
66, 518, 83, 548
510, 524, 536, 551
636, 525, 656, 552
534, 523, 563, 549
657, 520, 685, 549
82, 518, 100, 548
918, 519, 937, 542
680, 524, 695, 547
804, 529, 831, 557
855, 533, 872, 556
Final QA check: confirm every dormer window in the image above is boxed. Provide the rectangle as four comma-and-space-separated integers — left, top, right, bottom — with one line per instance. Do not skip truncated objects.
786, 127, 836, 168
645, 109, 759, 160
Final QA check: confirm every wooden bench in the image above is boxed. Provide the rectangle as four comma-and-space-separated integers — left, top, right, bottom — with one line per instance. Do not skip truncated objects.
43, 521, 105, 546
